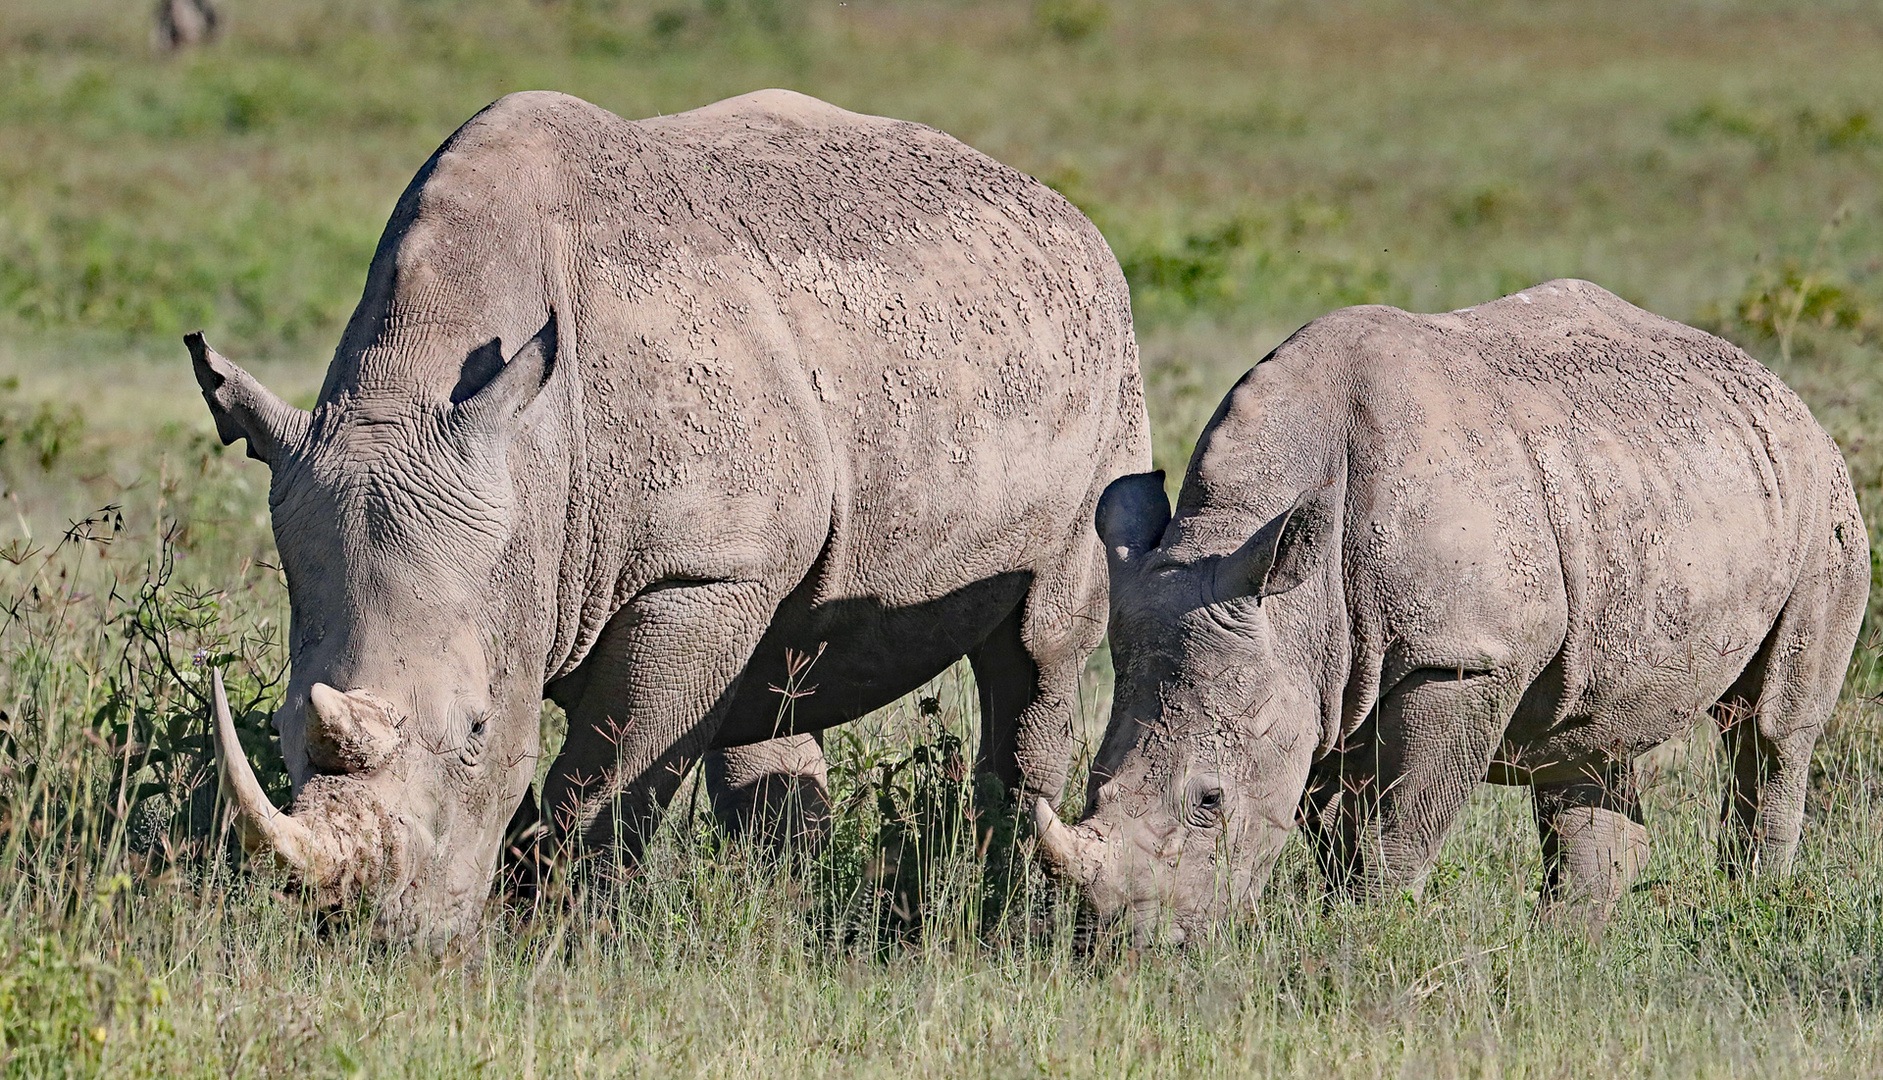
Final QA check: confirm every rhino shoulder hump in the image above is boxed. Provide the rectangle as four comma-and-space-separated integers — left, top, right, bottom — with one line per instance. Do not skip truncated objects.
461, 90, 618, 144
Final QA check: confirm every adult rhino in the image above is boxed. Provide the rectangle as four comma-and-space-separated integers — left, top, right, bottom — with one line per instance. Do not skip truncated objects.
192, 88, 1149, 950
1036, 280, 1867, 945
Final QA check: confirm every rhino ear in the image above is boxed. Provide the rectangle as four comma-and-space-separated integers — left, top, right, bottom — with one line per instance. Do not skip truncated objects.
1215, 479, 1340, 603
450, 337, 508, 405
186, 332, 309, 466
455, 311, 557, 428
1095, 470, 1170, 570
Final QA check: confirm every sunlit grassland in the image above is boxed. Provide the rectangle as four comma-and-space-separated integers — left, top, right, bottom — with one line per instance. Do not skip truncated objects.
2, 1, 1883, 1075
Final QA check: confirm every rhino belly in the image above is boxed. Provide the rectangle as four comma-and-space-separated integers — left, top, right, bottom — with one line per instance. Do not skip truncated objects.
712, 567, 1033, 744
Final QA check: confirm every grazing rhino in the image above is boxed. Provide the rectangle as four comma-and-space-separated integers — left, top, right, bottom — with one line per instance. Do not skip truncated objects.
193, 88, 1149, 950
1035, 279, 1868, 945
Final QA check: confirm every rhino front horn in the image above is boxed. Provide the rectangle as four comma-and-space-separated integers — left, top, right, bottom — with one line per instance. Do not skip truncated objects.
1032, 796, 1104, 887
211, 669, 336, 880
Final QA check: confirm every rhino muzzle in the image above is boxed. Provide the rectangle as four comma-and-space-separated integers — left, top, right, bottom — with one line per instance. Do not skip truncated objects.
212, 670, 392, 903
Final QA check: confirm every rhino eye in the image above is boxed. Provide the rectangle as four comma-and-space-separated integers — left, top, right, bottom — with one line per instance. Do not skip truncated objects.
1187, 778, 1224, 828
461, 714, 488, 766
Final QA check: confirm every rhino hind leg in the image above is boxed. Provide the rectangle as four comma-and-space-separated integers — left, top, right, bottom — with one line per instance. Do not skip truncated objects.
1717, 707, 1815, 879
966, 604, 1039, 807
975, 556, 1110, 796
1532, 759, 1648, 930
704, 734, 832, 857
1713, 565, 1860, 878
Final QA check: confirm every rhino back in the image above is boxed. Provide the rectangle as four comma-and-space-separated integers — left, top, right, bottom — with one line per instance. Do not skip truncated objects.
1175, 279, 1860, 759
317, 89, 1146, 681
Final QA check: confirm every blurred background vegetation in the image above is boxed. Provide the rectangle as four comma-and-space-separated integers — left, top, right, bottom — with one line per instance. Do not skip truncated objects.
2, 1, 1883, 1075
5, 0, 1881, 496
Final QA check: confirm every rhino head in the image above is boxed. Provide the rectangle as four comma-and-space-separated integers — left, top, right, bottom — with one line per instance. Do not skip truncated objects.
189, 321, 559, 951
1035, 471, 1341, 947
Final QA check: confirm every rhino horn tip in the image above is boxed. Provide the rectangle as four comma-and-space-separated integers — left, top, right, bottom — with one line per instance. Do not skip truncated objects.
309, 682, 349, 718
1032, 796, 1058, 833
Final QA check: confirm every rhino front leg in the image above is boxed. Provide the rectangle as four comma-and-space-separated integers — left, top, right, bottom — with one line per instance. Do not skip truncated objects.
540, 580, 778, 874
969, 577, 1103, 931
1313, 668, 1525, 902
1532, 758, 1648, 929
498, 785, 545, 901
703, 734, 832, 856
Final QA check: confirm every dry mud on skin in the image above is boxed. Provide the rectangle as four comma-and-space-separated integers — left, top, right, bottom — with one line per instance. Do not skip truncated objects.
195, 88, 1150, 948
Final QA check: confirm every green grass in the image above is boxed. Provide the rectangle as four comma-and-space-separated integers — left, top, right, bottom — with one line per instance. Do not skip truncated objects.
3, 0, 1883, 1075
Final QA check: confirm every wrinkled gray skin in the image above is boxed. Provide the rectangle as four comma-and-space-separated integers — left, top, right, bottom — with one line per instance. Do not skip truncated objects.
191, 89, 1149, 951
1036, 280, 1869, 946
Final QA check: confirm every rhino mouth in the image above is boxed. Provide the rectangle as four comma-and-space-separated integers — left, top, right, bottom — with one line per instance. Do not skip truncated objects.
1063, 895, 1196, 955
1034, 797, 1245, 951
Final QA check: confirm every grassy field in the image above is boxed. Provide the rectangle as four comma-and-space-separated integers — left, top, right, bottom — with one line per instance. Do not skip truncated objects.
3, 0, 1883, 1075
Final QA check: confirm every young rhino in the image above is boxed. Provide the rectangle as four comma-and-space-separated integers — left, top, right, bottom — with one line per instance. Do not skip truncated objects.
1036, 280, 1870, 945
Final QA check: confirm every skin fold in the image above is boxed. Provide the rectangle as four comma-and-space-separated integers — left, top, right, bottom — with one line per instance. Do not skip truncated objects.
193, 89, 1150, 951
1036, 280, 1869, 946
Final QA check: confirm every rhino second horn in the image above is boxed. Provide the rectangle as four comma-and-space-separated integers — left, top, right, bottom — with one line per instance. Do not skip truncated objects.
1032, 796, 1104, 887
306, 682, 401, 773
211, 669, 336, 881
